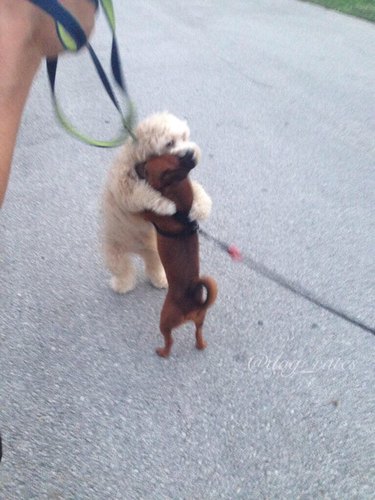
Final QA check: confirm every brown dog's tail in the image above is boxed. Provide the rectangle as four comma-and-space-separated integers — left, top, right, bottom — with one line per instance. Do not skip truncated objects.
190, 276, 218, 308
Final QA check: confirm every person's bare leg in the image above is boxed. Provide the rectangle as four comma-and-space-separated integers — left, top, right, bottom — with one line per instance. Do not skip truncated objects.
0, 0, 96, 207
0, 3, 41, 206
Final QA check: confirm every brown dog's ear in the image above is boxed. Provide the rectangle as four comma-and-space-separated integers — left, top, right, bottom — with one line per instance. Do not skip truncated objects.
135, 161, 147, 179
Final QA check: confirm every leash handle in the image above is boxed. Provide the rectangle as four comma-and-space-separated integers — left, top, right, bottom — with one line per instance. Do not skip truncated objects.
30, 0, 136, 147
28, 0, 88, 51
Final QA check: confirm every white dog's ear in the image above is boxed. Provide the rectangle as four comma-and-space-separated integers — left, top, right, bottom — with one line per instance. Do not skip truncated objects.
135, 161, 147, 179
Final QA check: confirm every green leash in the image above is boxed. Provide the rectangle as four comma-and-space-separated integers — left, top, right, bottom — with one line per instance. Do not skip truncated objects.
29, 0, 137, 146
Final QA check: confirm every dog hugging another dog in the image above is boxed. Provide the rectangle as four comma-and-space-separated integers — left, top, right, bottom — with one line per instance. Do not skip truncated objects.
0, 3, 216, 357
102, 112, 217, 357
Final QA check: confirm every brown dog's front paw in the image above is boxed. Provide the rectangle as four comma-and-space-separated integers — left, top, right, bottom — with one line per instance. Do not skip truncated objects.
156, 347, 170, 358
196, 340, 207, 350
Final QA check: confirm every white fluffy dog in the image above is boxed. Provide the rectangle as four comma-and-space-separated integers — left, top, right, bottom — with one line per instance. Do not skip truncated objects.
101, 112, 212, 293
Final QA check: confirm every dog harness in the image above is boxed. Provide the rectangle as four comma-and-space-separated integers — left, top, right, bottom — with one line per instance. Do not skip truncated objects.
153, 211, 199, 239
27, 0, 136, 146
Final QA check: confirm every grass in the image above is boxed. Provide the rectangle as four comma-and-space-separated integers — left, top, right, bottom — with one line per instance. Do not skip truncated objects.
300, 0, 375, 22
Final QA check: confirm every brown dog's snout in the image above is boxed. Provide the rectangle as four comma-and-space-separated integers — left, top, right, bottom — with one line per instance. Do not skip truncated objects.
179, 150, 196, 171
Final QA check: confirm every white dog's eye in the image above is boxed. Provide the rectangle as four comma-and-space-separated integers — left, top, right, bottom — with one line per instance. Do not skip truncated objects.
166, 140, 175, 148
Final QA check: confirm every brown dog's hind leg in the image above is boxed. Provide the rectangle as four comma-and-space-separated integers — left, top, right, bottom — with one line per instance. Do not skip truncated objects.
194, 311, 208, 350
157, 301, 181, 357
195, 324, 207, 350
156, 327, 173, 358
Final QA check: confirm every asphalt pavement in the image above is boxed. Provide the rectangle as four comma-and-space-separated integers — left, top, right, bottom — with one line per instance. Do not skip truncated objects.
1, 0, 374, 498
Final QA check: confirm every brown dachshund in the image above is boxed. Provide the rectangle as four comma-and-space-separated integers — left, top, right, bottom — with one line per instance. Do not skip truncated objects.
136, 152, 217, 357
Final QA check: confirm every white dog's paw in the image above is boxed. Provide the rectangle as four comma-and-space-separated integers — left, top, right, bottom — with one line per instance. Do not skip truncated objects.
148, 269, 168, 289
129, 182, 176, 215
110, 275, 137, 294
189, 180, 212, 221
152, 198, 176, 216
